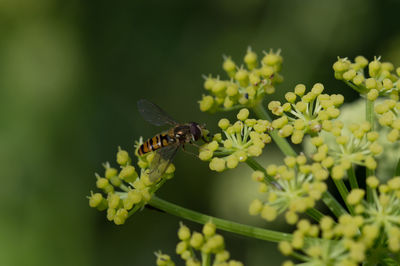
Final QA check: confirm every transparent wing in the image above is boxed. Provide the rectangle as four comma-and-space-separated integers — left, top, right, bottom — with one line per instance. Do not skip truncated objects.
137, 99, 178, 126
148, 144, 179, 182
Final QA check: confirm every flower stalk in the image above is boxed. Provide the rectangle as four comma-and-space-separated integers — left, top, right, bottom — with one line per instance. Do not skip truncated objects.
149, 195, 293, 243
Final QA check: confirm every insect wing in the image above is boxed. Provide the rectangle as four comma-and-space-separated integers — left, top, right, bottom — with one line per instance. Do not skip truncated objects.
137, 99, 178, 126
148, 144, 179, 182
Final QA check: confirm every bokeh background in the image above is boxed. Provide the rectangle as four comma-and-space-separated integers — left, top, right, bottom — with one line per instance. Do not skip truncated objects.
2, 0, 400, 265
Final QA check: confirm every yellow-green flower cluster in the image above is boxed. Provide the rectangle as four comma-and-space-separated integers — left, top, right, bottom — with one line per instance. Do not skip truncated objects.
268, 83, 344, 144
279, 216, 368, 266
157, 222, 243, 266
88, 141, 175, 225
249, 155, 327, 224
199, 108, 272, 172
375, 99, 400, 142
155, 252, 175, 266
309, 122, 382, 179
279, 177, 400, 265
199, 48, 283, 112
348, 176, 400, 253
333, 56, 400, 100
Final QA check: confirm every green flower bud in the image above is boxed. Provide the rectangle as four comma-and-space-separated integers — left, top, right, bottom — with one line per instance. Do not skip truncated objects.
104, 164, 118, 179
117, 147, 131, 165
119, 165, 138, 183
108, 193, 120, 209
235, 69, 249, 87
114, 208, 128, 225
237, 108, 250, 121
226, 83, 238, 96
209, 157, 226, 172
190, 232, 204, 249
223, 58, 236, 77
107, 208, 116, 221
199, 95, 214, 112
96, 176, 109, 189
203, 221, 216, 237
178, 223, 191, 240
204, 76, 216, 90
244, 48, 258, 70
218, 118, 230, 130
89, 193, 103, 208
226, 155, 239, 168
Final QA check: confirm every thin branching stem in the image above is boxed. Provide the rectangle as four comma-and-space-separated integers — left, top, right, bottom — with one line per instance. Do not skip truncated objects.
149, 196, 293, 243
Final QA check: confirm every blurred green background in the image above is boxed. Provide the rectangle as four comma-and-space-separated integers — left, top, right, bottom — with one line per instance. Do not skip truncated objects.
2, 0, 400, 265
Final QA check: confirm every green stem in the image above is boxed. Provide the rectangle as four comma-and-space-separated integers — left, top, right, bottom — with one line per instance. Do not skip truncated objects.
347, 167, 358, 189
366, 98, 375, 131
395, 158, 400, 176
333, 179, 354, 215
305, 208, 324, 222
201, 252, 211, 266
149, 196, 293, 243
366, 98, 375, 203
252, 102, 297, 157
245, 157, 276, 184
344, 81, 366, 94
321, 191, 348, 218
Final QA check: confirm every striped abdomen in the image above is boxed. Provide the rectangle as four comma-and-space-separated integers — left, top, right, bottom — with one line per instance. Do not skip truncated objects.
138, 133, 171, 156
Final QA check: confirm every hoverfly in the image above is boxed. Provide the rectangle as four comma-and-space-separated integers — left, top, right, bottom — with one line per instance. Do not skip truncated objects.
137, 99, 208, 182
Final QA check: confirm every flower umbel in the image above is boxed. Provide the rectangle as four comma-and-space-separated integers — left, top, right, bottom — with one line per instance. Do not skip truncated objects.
156, 222, 243, 266
199, 48, 283, 112
268, 83, 344, 144
333, 56, 400, 100
199, 108, 272, 172
88, 140, 175, 225
249, 155, 328, 224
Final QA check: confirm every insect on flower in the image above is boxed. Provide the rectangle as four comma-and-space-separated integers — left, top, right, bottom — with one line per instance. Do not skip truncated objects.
137, 99, 209, 182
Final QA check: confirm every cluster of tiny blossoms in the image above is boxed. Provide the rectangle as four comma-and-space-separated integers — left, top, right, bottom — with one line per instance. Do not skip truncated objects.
279, 176, 400, 265
375, 99, 400, 142
155, 222, 243, 266
198, 108, 271, 172
309, 122, 382, 180
249, 154, 328, 223
333, 56, 400, 100
88, 141, 175, 225
199, 48, 283, 112
268, 83, 344, 144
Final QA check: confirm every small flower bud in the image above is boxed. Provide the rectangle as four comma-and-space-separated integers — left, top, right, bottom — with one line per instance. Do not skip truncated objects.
203, 221, 216, 237
215, 250, 230, 262
235, 69, 249, 87
226, 155, 239, 169
199, 95, 214, 112
199, 150, 213, 161
223, 58, 236, 77
104, 165, 118, 179
89, 193, 103, 208
237, 108, 250, 121
190, 232, 204, 249
347, 189, 365, 205
108, 193, 120, 209
244, 48, 258, 70
249, 199, 263, 215
117, 147, 131, 165
209, 157, 226, 172
96, 176, 109, 189
278, 241, 293, 255
119, 165, 138, 183
176, 241, 188, 255
261, 204, 277, 221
